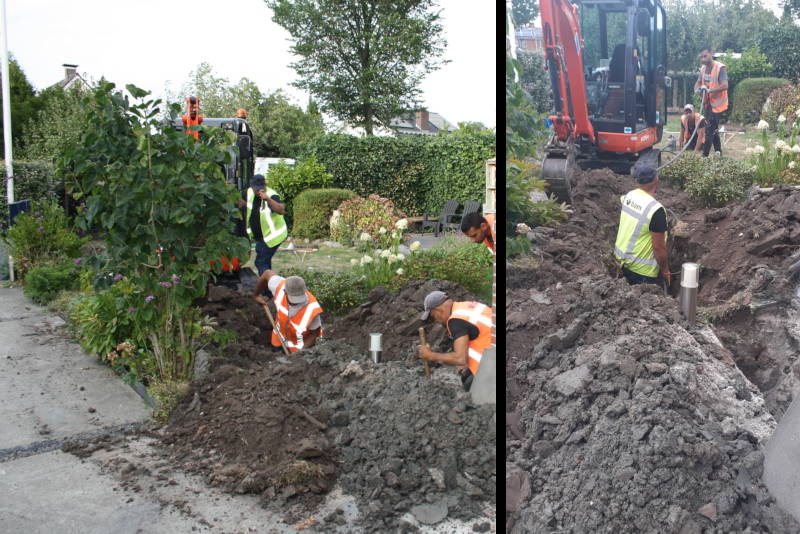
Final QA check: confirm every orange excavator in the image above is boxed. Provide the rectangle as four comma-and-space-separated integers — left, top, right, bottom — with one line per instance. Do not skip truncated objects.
175, 96, 256, 280
539, 0, 669, 202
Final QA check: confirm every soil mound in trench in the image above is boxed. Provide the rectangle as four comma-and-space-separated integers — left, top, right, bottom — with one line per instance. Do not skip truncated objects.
328, 279, 478, 361
510, 171, 800, 532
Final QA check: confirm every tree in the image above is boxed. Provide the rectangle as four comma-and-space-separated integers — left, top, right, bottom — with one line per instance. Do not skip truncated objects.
517, 50, 552, 114
759, 22, 800, 83
450, 122, 495, 136
266, 0, 447, 136
0, 56, 43, 158
171, 62, 325, 157
511, 0, 538, 28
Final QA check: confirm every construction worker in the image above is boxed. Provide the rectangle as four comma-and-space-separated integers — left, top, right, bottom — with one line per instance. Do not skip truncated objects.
253, 270, 323, 353
461, 212, 495, 254
236, 108, 248, 119
614, 164, 670, 287
246, 174, 288, 277
694, 46, 728, 157
418, 291, 492, 392
680, 104, 706, 153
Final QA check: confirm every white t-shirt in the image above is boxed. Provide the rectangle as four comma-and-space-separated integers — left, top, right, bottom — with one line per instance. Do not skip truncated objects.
268, 275, 322, 330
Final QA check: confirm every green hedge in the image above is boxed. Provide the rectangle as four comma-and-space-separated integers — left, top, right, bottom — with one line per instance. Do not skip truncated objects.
730, 78, 790, 124
292, 188, 357, 240
24, 260, 81, 304
302, 133, 496, 215
0, 161, 60, 226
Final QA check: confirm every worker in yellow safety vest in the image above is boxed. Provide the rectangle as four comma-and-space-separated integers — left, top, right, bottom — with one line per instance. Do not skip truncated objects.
418, 291, 493, 391
694, 46, 729, 157
613, 164, 670, 287
246, 174, 288, 277
253, 270, 323, 353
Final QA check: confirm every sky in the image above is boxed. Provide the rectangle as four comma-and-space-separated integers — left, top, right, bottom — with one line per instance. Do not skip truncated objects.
5, 0, 496, 128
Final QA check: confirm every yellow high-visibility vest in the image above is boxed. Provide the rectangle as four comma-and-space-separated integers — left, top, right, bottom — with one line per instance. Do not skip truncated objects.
614, 188, 666, 278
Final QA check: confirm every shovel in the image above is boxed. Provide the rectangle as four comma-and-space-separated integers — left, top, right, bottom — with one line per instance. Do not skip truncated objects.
418, 327, 432, 379
262, 303, 291, 357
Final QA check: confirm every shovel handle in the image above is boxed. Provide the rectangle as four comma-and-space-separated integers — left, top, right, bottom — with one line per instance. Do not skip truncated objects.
263, 303, 291, 357
418, 327, 431, 379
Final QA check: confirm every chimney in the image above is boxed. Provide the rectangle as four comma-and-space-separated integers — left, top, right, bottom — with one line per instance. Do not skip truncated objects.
63, 63, 78, 79
415, 110, 430, 131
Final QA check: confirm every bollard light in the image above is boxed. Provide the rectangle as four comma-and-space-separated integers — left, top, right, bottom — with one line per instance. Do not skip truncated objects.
680, 263, 699, 325
369, 333, 382, 363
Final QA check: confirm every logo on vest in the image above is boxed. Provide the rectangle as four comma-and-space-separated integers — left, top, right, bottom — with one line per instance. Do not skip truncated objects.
625, 198, 643, 211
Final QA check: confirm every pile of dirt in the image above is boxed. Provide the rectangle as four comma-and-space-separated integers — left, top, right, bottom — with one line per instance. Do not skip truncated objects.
507, 275, 799, 533
328, 279, 478, 362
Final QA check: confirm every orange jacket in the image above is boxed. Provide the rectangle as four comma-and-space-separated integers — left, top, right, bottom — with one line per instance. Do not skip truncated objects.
272, 280, 323, 353
680, 112, 706, 147
700, 61, 728, 113
446, 301, 493, 375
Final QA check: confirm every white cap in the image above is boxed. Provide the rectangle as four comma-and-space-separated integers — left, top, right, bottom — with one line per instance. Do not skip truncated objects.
684, 104, 694, 112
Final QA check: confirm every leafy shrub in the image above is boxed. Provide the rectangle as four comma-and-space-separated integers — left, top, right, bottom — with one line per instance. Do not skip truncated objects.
388, 237, 493, 301
303, 133, 495, 215
759, 22, 800, 83
760, 84, 800, 125
2, 200, 88, 278
149, 379, 190, 422
724, 47, 774, 103
291, 188, 356, 240
267, 155, 333, 222
24, 260, 82, 304
508, 159, 568, 231
506, 235, 531, 259
0, 161, 60, 225
282, 267, 369, 315
730, 78, 789, 124
330, 195, 404, 246
662, 153, 755, 207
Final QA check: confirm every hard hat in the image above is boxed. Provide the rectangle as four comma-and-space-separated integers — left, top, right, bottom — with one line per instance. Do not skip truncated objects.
236, 108, 248, 118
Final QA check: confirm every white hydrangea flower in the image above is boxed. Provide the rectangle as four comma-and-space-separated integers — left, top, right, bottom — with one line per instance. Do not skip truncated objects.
753, 145, 766, 154
396, 253, 405, 261
387, 254, 399, 264
359, 232, 371, 241
410, 241, 421, 252
756, 120, 770, 130
380, 249, 391, 258
396, 268, 404, 275
378, 227, 387, 234
360, 255, 373, 265
395, 218, 408, 230
792, 144, 800, 153
778, 114, 787, 123
776, 140, 790, 153
790, 161, 797, 169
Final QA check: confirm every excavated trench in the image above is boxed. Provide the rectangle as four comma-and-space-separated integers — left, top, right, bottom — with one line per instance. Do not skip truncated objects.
509, 169, 800, 532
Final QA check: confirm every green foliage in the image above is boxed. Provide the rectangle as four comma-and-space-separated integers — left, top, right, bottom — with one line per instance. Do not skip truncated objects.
506, 55, 547, 160
661, 153, 755, 206
59, 81, 250, 382
303, 133, 495, 215
18, 84, 96, 163
2, 56, 45, 158
2, 200, 88, 278
351, 222, 407, 288
511, 0, 538, 27
759, 22, 800, 83
291, 188, 357, 240
389, 238, 493, 301
507, 159, 568, 231
746, 128, 800, 187
724, 47, 774, 102
267, 156, 333, 222
506, 235, 531, 259
282, 267, 369, 315
761, 85, 800, 125
330, 196, 404, 246
0, 161, 60, 226
23, 260, 82, 304
730, 78, 789, 124
170, 63, 325, 157
517, 50, 552, 114
267, 0, 446, 135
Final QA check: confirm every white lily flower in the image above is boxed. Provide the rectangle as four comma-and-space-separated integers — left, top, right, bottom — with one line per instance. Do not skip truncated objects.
778, 114, 787, 123
396, 268, 404, 275
756, 120, 769, 130
790, 161, 797, 169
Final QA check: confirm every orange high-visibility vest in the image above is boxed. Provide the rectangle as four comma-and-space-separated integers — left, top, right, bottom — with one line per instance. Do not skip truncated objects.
446, 301, 493, 376
272, 280, 323, 353
680, 112, 706, 146
700, 61, 728, 113
483, 213, 496, 254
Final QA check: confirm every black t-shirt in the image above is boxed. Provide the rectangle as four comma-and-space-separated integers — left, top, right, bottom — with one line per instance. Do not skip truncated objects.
684, 117, 707, 134
448, 318, 479, 342
649, 207, 667, 233
249, 193, 282, 241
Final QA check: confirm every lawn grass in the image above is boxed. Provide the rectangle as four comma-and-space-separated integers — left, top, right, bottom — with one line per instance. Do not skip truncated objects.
242, 244, 363, 273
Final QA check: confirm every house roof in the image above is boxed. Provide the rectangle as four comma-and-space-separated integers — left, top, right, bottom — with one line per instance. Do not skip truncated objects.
388, 112, 457, 136
53, 65, 92, 91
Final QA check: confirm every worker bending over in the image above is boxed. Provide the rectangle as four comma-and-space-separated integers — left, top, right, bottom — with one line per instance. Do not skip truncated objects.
418, 291, 493, 391
461, 212, 495, 254
253, 270, 323, 353
680, 104, 706, 153
614, 164, 670, 287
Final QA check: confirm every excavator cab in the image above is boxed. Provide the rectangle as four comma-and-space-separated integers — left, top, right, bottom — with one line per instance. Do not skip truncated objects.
540, 0, 668, 202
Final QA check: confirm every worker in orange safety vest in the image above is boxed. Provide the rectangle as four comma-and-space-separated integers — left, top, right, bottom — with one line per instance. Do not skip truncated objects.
253, 270, 323, 353
680, 104, 706, 153
461, 212, 495, 254
417, 291, 493, 391
694, 46, 729, 157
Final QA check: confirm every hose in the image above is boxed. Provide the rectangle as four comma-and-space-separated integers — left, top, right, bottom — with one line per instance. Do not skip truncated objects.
655, 87, 708, 172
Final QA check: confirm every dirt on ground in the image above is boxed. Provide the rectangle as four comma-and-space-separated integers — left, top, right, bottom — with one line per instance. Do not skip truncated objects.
153, 281, 496, 532
509, 168, 800, 532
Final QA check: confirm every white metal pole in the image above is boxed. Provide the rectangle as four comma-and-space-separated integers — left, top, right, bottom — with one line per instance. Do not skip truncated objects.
0, 0, 14, 282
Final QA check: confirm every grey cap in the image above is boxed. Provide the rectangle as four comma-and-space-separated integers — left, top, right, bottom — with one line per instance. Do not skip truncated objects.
250, 174, 266, 191
684, 103, 694, 112
633, 163, 658, 185
285, 276, 307, 304
420, 291, 449, 320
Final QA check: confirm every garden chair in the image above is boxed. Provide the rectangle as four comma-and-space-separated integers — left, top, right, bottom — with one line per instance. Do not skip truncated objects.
442, 200, 482, 234
457, 201, 482, 228
421, 200, 460, 236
